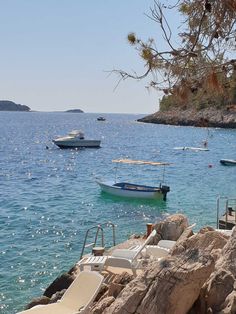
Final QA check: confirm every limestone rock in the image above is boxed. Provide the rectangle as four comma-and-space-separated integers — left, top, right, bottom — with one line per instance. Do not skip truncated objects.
24, 296, 50, 310
107, 283, 124, 298
195, 227, 236, 313
49, 289, 66, 303
91, 296, 115, 314
171, 230, 227, 257
152, 214, 189, 244
43, 272, 75, 298
103, 250, 214, 314
113, 272, 134, 285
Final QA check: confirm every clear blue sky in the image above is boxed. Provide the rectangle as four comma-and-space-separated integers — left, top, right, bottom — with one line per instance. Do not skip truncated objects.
0, 0, 165, 113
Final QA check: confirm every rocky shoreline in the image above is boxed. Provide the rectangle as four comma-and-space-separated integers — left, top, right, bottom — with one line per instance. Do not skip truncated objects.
20, 214, 236, 314
138, 107, 236, 128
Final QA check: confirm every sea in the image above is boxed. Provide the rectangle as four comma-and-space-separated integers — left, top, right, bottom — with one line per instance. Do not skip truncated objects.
0, 111, 235, 313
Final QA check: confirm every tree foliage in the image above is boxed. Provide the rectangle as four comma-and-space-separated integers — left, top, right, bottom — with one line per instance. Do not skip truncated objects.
116, 0, 236, 107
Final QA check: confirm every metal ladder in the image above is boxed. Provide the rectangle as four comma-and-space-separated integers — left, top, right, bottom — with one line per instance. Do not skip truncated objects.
80, 222, 116, 259
216, 196, 236, 229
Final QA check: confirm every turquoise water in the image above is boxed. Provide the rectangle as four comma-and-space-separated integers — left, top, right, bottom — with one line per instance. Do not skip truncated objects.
0, 112, 235, 313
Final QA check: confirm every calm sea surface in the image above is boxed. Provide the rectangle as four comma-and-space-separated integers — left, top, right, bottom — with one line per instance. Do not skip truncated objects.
0, 112, 236, 313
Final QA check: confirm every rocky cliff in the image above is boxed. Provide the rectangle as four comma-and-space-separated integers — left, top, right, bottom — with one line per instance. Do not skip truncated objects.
138, 107, 236, 128
0, 100, 30, 111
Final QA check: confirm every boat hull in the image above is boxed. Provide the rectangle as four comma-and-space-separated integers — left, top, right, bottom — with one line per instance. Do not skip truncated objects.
96, 180, 169, 200
53, 139, 101, 148
174, 147, 209, 151
220, 159, 236, 166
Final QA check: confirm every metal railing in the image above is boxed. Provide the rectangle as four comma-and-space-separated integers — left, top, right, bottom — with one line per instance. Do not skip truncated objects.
216, 196, 236, 229
80, 221, 116, 259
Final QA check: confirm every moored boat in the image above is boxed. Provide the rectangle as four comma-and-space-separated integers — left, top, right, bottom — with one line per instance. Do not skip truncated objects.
97, 116, 106, 121
96, 180, 170, 201
220, 159, 236, 166
174, 146, 209, 151
53, 130, 101, 149
96, 159, 171, 201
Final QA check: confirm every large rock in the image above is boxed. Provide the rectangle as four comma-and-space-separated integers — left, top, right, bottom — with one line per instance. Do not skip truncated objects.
152, 214, 189, 244
91, 296, 115, 314
98, 229, 230, 314
103, 250, 214, 314
43, 272, 75, 298
171, 229, 228, 257
194, 227, 236, 313
24, 296, 50, 310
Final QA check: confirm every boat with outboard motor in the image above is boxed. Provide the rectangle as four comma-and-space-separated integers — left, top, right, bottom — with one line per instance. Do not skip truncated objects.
96, 159, 171, 201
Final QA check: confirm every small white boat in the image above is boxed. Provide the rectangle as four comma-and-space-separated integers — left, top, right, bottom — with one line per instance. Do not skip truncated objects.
96, 159, 171, 201
220, 159, 236, 166
53, 130, 101, 149
96, 180, 170, 200
174, 146, 209, 151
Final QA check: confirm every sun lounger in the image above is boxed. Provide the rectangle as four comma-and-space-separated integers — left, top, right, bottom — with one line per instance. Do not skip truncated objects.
104, 229, 157, 276
17, 271, 104, 314
158, 240, 176, 249
145, 245, 169, 258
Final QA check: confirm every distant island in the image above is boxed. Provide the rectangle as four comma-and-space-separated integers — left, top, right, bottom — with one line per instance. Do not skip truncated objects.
66, 109, 84, 113
0, 100, 30, 111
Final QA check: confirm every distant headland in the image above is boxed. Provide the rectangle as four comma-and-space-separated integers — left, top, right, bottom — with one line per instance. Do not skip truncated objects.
65, 109, 84, 113
0, 100, 30, 112
138, 107, 236, 129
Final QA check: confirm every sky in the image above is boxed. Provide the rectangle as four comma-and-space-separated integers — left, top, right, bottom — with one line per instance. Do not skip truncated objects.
0, 1, 171, 114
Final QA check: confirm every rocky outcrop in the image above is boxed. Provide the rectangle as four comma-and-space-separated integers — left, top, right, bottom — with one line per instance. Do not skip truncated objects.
152, 214, 189, 244
193, 227, 236, 313
21, 215, 236, 314
138, 107, 236, 128
43, 272, 75, 298
24, 296, 50, 310
0, 100, 30, 111
101, 253, 214, 313
91, 225, 234, 313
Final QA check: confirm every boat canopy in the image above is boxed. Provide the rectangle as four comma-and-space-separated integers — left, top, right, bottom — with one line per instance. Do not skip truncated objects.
112, 159, 171, 166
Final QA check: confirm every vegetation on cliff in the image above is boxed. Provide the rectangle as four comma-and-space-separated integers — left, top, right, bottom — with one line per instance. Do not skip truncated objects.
159, 70, 236, 112
115, 1, 236, 113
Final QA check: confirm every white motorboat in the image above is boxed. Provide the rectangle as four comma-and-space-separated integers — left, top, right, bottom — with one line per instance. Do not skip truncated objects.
96, 159, 171, 201
53, 130, 101, 149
